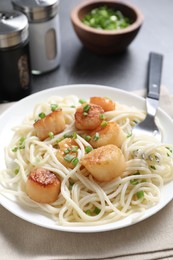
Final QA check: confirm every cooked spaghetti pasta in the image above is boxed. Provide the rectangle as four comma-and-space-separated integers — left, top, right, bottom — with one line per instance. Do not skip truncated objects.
0, 95, 173, 226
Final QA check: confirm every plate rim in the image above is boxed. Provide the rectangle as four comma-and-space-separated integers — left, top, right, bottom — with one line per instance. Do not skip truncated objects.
0, 84, 173, 233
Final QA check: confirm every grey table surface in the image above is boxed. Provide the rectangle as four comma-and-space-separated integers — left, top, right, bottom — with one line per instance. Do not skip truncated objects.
0, 0, 173, 99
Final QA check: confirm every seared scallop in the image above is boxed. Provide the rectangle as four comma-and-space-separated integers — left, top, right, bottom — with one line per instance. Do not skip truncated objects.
26, 168, 61, 203
33, 109, 65, 141
75, 103, 104, 130
80, 144, 125, 182
90, 97, 116, 111
89, 122, 125, 148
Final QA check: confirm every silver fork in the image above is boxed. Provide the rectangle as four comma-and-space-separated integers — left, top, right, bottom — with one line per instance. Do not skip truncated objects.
133, 52, 163, 141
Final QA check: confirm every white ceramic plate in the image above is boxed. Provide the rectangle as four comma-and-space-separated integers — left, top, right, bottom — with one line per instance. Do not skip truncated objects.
0, 84, 173, 233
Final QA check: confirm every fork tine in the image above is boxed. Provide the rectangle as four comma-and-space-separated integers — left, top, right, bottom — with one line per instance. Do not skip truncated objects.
133, 52, 163, 141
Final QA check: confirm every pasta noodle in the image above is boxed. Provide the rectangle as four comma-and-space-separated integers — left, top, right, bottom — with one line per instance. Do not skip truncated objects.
0, 95, 173, 227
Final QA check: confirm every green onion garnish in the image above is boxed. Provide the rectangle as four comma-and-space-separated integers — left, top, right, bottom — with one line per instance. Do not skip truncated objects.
12, 137, 26, 152
56, 137, 63, 143
38, 112, 46, 119
71, 157, 79, 166
85, 210, 91, 216
69, 180, 74, 190
51, 104, 58, 111
93, 132, 100, 141
136, 191, 144, 199
79, 99, 86, 104
71, 146, 78, 152
166, 147, 173, 153
83, 104, 91, 112
85, 135, 91, 142
64, 133, 72, 138
48, 132, 54, 139
101, 120, 107, 127
130, 179, 139, 185
94, 207, 101, 215
12, 147, 18, 152
85, 146, 93, 153
72, 132, 77, 139
64, 148, 71, 154
64, 154, 75, 162
99, 114, 105, 120
19, 137, 26, 145
14, 168, 19, 175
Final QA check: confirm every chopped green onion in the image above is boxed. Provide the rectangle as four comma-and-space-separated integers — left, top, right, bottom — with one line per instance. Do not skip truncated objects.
136, 191, 144, 199
83, 104, 91, 112
82, 6, 132, 30
56, 137, 63, 143
71, 146, 78, 152
85, 146, 93, 153
93, 132, 100, 141
51, 104, 58, 111
85, 135, 91, 142
14, 168, 19, 175
127, 133, 132, 138
101, 120, 107, 127
94, 207, 101, 215
48, 132, 54, 139
79, 99, 86, 104
71, 157, 79, 166
130, 179, 139, 185
64, 133, 72, 138
70, 105, 76, 108
85, 210, 91, 216
64, 154, 75, 162
72, 132, 77, 139
19, 137, 26, 145
19, 146, 25, 150
99, 114, 105, 119
166, 147, 173, 153
64, 148, 71, 154
38, 112, 46, 119
12, 137, 26, 152
12, 147, 18, 152
150, 165, 156, 170
69, 180, 74, 190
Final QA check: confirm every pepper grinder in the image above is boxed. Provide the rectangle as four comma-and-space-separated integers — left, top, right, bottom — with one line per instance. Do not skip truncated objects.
0, 10, 32, 101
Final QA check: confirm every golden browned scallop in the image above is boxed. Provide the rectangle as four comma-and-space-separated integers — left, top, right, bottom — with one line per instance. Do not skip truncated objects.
80, 144, 125, 182
56, 138, 79, 169
26, 168, 61, 203
75, 103, 104, 130
90, 97, 116, 111
89, 122, 125, 148
33, 109, 65, 141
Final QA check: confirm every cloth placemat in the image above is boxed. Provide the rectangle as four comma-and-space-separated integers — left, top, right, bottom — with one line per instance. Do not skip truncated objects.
0, 86, 173, 260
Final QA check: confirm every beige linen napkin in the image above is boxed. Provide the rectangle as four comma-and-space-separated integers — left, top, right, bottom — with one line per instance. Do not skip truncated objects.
0, 87, 173, 260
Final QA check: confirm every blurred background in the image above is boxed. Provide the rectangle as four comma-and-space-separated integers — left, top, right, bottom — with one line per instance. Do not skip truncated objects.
0, 0, 173, 96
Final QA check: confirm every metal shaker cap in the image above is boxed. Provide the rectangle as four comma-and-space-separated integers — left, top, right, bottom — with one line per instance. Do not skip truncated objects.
0, 10, 28, 48
12, 0, 59, 22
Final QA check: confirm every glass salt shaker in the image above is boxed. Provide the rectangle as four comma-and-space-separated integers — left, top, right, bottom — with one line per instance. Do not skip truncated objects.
12, 0, 61, 74
0, 10, 32, 101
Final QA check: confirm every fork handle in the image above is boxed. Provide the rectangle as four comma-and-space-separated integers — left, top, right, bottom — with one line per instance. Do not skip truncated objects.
147, 52, 163, 100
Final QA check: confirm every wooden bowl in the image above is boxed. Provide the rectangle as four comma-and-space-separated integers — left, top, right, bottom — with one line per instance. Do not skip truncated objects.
71, 0, 144, 54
